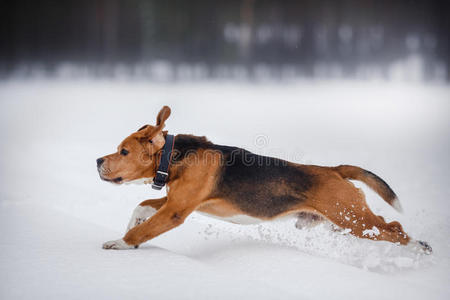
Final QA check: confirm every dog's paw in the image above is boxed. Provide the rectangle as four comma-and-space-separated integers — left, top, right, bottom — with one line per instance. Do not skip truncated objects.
407, 239, 433, 255
417, 240, 432, 254
102, 239, 135, 250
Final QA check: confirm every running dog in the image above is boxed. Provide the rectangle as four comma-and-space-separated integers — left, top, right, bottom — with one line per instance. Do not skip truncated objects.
97, 106, 431, 253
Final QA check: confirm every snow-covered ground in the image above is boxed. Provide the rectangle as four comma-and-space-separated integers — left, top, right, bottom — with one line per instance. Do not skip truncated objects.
0, 79, 449, 299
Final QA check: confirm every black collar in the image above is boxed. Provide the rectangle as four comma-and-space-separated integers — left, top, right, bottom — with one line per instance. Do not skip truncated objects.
151, 134, 175, 190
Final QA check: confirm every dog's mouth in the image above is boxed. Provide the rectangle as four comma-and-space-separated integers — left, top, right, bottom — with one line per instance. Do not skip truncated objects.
98, 166, 123, 184
100, 176, 123, 184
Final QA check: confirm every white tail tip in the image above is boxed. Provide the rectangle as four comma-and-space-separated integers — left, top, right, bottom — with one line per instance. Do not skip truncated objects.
392, 197, 403, 213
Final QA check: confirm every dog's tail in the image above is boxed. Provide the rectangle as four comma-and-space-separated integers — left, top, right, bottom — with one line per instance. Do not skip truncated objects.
332, 165, 402, 212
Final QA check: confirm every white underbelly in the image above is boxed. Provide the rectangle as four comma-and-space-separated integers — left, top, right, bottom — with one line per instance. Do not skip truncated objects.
197, 211, 263, 224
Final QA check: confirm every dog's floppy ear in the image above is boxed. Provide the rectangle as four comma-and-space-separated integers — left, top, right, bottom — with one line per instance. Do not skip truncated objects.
149, 106, 170, 153
137, 126, 165, 155
137, 106, 170, 133
156, 106, 171, 129
136, 106, 171, 155
137, 124, 149, 132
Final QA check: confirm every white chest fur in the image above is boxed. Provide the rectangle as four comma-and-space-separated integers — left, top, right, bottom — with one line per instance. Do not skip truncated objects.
124, 177, 153, 185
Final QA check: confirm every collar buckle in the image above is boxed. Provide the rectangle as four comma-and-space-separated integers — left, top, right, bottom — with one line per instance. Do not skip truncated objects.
151, 182, 164, 190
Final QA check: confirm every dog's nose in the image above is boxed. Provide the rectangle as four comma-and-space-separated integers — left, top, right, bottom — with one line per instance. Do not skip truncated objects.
96, 158, 104, 168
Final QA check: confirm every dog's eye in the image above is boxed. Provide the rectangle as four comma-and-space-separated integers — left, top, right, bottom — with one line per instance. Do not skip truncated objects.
148, 139, 153, 144
120, 149, 129, 156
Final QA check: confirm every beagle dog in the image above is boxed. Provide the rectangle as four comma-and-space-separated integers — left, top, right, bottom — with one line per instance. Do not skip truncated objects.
97, 106, 431, 254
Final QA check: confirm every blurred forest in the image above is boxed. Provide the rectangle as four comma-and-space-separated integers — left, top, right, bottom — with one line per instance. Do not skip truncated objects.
0, 0, 448, 81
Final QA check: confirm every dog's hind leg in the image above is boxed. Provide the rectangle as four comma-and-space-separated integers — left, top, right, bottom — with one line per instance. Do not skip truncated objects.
126, 197, 167, 233
313, 183, 412, 245
295, 212, 325, 229
295, 211, 344, 232
320, 189, 431, 253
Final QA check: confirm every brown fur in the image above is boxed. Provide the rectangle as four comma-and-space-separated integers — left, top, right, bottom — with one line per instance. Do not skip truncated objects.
98, 106, 427, 251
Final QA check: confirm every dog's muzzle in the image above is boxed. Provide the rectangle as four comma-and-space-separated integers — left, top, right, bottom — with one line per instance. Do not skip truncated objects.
97, 157, 104, 168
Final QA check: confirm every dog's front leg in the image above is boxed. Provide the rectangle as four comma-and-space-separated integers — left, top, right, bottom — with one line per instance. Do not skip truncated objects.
102, 197, 168, 250
103, 199, 197, 250
126, 197, 167, 233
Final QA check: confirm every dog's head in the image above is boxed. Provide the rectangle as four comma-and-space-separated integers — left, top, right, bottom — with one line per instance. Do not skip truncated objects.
96, 106, 171, 184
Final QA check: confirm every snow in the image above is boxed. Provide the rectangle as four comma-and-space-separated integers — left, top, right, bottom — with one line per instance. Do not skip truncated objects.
0, 79, 449, 299
363, 226, 380, 238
